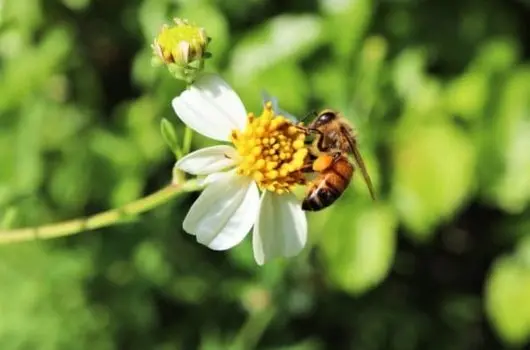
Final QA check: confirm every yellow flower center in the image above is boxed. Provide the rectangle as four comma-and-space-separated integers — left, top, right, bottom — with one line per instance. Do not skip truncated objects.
231, 102, 309, 194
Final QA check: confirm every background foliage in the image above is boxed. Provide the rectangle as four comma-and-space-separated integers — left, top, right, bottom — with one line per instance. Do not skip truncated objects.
1, 0, 530, 349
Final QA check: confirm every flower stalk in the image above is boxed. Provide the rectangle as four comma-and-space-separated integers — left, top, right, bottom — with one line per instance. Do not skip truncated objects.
182, 126, 194, 155
0, 180, 202, 244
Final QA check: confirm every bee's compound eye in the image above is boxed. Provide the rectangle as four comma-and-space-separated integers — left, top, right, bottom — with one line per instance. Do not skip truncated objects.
316, 112, 335, 125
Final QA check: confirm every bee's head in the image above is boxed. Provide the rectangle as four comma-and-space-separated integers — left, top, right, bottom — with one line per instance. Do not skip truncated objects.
311, 110, 337, 128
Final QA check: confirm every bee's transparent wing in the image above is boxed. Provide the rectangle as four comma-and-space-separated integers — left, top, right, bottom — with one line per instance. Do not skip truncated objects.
261, 90, 299, 123
342, 126, 376, 201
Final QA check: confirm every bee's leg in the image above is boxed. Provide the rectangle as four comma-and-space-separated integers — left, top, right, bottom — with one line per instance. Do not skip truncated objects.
310, 129, 328, 151
301, 153, 317, 173
295, 126, 321, 158
330, 150, 342, 162
301, 163, 314, 173
302, 127, 328, 153
294, 124, 310, 135
295, 125, 324, 140
308, 144, 321, 158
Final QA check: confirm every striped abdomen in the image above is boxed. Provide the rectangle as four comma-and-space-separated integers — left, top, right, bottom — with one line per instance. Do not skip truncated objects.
302, 156, 354, 211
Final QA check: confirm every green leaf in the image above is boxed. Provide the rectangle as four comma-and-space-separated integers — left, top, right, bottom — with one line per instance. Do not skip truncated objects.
0, 206, 19, 229
160, 118, 181, 158
472, 39, 519, 73
134, 240, 171, 285
233, 62, 310, 117
392, 48, 428, 101
138, 0, 168, 40
348, 36, 388, 116
0, 27, 71, 113
485, 253, 530, 345
15, 102, 45, 193
516, 236, 530, 269
321, 0, 373, 62
392, 123, 475, 240
228, 14, 324, 81
320, 204, 397, 295
490, 121, 530, 212
49, 145, 91, 211
61, 0, 91, 11
110, 176, 143, 207
445, 72, 489, 120
0, 244, 112, 349
310, 62, 348, 109
483, 68, 530, 212
177, 2, 230, 66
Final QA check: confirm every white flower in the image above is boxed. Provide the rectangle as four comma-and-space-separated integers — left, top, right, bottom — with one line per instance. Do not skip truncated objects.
172, 74, 309, 265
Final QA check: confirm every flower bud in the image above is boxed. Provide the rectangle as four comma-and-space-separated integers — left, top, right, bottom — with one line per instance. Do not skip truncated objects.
152, 18, 210, 83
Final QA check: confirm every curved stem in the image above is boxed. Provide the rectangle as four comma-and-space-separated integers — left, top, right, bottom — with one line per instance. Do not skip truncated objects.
0, 180, 202, 244
233, 306, 277, 350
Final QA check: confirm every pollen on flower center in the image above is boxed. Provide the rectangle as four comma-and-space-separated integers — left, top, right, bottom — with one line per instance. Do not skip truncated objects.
230, 102, 309, 194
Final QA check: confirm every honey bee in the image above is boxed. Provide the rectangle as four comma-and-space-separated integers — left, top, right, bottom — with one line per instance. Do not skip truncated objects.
300, 109, 376, 211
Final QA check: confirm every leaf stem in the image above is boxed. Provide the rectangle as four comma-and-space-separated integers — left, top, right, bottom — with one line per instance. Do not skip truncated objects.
0, 180, 202, 244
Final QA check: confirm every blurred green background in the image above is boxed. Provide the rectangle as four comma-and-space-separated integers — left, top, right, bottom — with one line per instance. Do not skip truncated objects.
1, 0, 530, 349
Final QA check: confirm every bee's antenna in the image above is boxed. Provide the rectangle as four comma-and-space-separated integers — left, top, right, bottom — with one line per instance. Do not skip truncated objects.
301, 110, 318, 123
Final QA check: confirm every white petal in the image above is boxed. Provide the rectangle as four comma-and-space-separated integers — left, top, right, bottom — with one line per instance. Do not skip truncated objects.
172, 74, 248, 141
176, 145, 238, 175
252, 192, 308, 265
183, 172, 259, 251
197, 171, 230, 187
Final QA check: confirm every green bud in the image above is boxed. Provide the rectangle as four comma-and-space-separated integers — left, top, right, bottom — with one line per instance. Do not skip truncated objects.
152, 18, 211, 84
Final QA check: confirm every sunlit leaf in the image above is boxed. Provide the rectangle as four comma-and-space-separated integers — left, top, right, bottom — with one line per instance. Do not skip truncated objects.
320, 204, 397, 295
391, 123, 475, 240
349, 36, 388, 120
49, 146, 92, 211
0, 206, 18, 229
392, 49, 428, 101
0, 244, 111, 349
472, 39, 519, 73
178, 3, 230, 65
234, 62, 310, 116
15, 103, 45, 193
445, 72, 489, 120
61, 0, 91, 11
0, 28, 71, 113
228, 14, 324, 81
491, 121, 530, 212
310, 62, 348, 109
485, 254, 530, 345
484, 68, 530, 211
320, 0, 372, 61
138, 0, 168, 40
134, 240, 171, 285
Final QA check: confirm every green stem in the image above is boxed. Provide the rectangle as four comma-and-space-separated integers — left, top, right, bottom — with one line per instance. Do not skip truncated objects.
183, 126, 193, 155
0, 180, 202, 244
232, 307, 276, 350
174, 147, 184, 160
